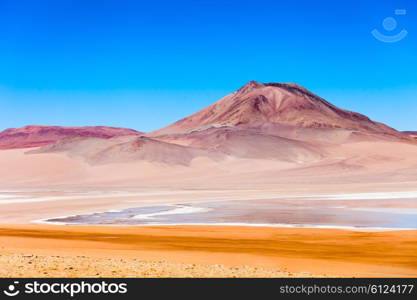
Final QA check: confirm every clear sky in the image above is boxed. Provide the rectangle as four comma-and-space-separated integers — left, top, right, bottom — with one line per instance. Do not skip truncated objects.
1, 0, 416, 132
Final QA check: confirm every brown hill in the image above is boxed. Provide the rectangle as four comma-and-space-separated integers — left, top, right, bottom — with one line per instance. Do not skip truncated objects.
0, 125, 142, 149
403, 131, 417, 139
157, 126, 323, 163
30, 135, 224, 166
150, 81, 402, 139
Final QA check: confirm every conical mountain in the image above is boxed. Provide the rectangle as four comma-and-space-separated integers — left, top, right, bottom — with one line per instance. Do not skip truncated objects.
150, 81, 400, 137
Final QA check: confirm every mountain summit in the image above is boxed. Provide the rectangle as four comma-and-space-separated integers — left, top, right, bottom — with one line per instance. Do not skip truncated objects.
151, 81, 399, 137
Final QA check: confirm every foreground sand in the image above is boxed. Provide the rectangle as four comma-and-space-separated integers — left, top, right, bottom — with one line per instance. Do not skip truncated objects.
0, 225, 416, 277
0, 254, 317, 278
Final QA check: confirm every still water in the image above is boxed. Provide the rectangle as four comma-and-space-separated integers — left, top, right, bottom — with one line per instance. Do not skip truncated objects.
43, 197, 417, 229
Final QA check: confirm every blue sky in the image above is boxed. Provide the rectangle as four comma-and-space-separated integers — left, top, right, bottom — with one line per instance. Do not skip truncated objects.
1, 0, 416, 132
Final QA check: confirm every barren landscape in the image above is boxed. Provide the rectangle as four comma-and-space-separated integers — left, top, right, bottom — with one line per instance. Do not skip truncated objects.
1, 81, 417, 277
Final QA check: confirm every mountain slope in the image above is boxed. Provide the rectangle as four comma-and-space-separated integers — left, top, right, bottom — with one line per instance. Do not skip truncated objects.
404, 131, 417, 140
156, 126, 323, 163
30, 135, 224, 166
0, 125, 142, 149
150, 81, 402, 138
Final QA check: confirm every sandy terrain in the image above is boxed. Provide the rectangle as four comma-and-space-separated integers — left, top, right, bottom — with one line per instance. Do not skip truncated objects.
2, 138, 417, 189
0, 225, 416, 277
0, 145, 416, 277
0, 254, 315, 278
1, 82, 417, 277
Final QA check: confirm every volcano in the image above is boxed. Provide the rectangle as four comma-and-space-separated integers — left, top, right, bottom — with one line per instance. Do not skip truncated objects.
150, 81, 403, 139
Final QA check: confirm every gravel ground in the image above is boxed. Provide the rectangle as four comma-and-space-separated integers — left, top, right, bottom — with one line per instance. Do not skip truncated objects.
0, 253, 324, 278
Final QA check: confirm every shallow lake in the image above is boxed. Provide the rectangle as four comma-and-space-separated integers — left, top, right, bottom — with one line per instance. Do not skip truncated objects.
43, 197, 417, 229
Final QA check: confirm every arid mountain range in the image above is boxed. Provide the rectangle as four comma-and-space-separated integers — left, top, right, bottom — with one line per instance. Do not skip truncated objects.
0, 125, 141, 150
0, 81, 416, 188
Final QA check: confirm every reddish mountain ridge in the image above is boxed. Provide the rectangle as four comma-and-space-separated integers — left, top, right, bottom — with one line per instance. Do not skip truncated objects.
150, 81, 402, 138
404, 131, 417, 139
0, 125, 142, 150
1, 82, 411, 168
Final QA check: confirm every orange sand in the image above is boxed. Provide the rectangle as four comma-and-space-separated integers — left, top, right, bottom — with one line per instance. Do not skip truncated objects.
0, 225, 416, 277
